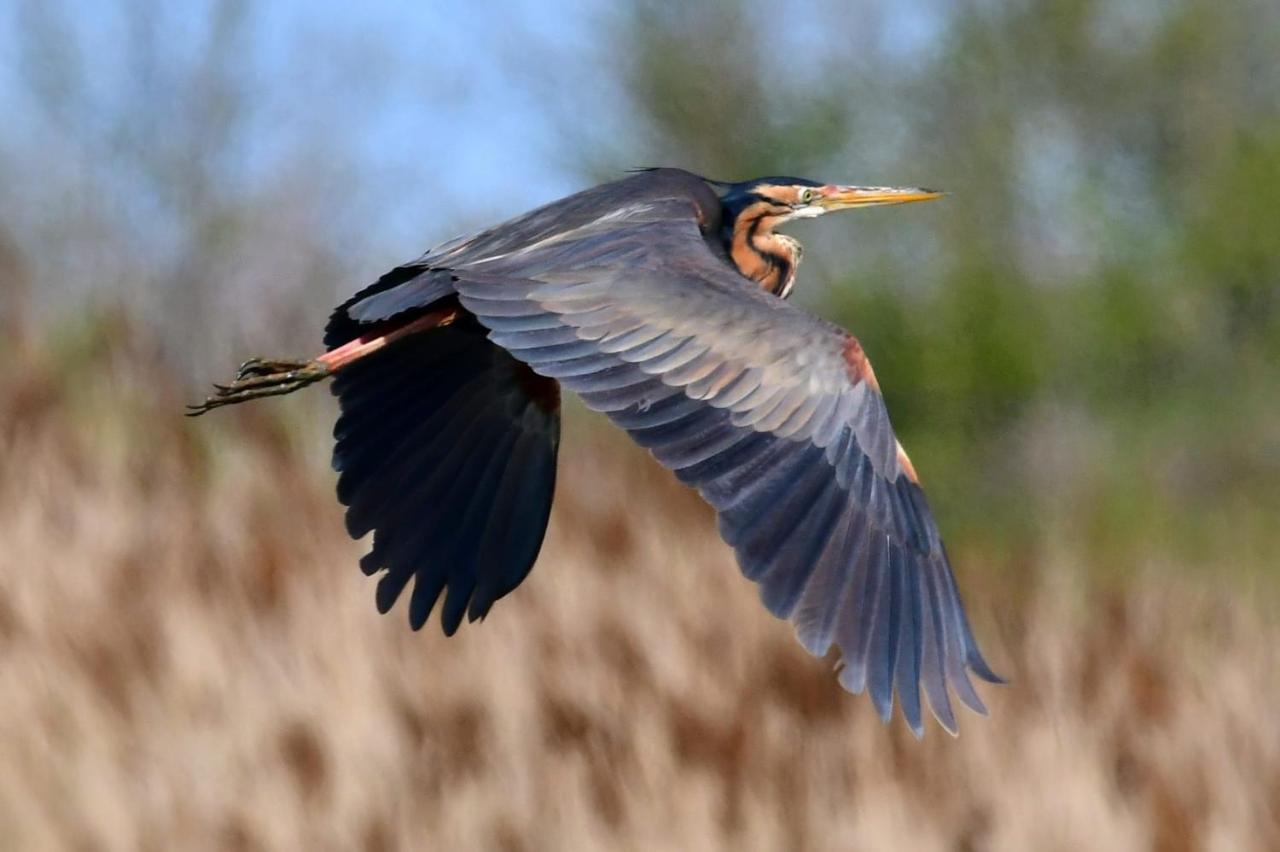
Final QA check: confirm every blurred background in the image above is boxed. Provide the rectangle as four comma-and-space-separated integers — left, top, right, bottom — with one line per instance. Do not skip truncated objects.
2, 1, 1278, 848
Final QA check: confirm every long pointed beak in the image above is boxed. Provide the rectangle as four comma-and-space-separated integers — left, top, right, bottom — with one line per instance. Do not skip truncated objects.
816, 185, 944, 211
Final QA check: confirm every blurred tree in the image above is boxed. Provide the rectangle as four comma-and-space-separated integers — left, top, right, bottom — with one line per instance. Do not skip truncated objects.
3, 0, 374, 376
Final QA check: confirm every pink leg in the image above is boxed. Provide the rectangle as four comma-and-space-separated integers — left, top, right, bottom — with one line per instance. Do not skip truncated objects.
318, 309, 457, 371
188, 308, 458, 416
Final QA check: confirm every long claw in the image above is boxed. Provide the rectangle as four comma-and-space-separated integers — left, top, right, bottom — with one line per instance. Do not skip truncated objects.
186, 357, 332, 417
236, 357, 310, 381
225, 372, 291, 392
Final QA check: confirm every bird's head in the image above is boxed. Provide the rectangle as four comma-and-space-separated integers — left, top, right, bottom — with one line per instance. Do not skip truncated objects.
719, 176, 944, 225
714, 176, 942, 298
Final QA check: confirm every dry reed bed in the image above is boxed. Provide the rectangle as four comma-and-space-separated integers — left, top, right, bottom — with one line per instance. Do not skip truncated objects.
0, 338, 1276, 851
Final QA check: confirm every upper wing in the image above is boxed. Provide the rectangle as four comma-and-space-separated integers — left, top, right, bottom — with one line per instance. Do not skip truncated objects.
329, 168, 725, 342
451, 199, 1001, 736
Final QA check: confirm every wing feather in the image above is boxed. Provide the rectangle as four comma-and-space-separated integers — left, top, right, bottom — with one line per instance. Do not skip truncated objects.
332, 323, 559, 635
453, 241, 999, 733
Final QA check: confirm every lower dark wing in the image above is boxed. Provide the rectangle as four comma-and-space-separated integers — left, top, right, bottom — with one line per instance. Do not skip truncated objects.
330, 312, 560, 634
450, 211, 1000, 736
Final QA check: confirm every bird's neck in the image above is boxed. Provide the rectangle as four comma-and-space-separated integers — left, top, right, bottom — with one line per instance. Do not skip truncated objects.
726, 206, 801, 298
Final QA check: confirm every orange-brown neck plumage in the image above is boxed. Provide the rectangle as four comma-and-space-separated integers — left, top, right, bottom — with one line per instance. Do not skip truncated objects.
727, 200, 801, 298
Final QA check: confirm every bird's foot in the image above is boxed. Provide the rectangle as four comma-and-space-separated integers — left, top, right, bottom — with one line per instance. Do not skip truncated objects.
234, 357, 317, 381
186, 357, 331, 416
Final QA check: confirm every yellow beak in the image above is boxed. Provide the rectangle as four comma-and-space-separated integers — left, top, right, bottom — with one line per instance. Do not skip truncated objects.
815, 185, 944, 210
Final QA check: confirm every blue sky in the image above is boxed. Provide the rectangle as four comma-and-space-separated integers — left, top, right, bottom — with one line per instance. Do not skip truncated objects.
0, 1, 948, 208
0, 2, 609, 250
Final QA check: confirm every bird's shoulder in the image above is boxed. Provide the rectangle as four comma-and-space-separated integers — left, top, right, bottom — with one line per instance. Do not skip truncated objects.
426, 169, 722, 269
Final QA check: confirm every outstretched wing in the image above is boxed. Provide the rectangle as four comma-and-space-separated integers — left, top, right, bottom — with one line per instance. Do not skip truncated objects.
448, 197, 1000, 736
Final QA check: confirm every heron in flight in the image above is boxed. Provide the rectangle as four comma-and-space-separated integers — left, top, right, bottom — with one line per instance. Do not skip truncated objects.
191, 168, 1001, 736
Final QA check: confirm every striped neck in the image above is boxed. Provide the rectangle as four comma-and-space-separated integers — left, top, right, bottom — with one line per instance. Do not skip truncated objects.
725, 201, 801, 298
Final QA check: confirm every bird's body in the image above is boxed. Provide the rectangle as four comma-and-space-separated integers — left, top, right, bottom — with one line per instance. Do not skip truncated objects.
192, 168, 1000, 736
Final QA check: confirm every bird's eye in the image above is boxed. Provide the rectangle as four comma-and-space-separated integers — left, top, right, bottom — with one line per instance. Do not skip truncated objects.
798, 189, 815, 205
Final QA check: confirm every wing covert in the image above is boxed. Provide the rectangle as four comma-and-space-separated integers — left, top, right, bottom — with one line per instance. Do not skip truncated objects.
450, 208, 1000, 736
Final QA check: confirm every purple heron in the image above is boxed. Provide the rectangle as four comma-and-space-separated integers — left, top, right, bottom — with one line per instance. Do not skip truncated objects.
190, 168, 1001, 736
